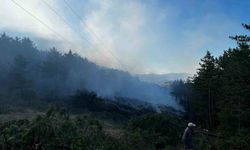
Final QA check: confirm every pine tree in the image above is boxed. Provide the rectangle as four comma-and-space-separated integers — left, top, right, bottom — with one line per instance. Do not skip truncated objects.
192, 51, 219, 129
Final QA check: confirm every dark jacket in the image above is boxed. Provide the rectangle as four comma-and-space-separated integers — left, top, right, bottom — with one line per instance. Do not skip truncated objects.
182, 127, 193, 148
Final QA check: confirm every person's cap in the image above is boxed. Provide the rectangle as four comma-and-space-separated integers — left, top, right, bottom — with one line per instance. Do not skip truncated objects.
188, 122, 196, 127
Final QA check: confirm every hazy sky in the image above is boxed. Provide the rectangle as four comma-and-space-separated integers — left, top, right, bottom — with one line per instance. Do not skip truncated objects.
1, 0, 249, 74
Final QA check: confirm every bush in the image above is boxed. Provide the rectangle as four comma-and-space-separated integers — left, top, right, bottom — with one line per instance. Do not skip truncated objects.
0, 107, 130, 150
127, 113, 184, 149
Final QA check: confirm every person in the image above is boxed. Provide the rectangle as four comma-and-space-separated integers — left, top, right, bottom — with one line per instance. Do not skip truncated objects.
182, 122, 196, 150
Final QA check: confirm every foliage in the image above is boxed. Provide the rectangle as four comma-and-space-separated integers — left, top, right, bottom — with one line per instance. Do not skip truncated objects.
0, 107, 132, 150
0, 107, 197, 150
65, 90, 156, 123
128, 113, 184, 149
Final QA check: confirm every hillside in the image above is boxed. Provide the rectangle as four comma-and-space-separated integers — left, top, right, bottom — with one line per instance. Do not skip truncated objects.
0, 33, 178, 108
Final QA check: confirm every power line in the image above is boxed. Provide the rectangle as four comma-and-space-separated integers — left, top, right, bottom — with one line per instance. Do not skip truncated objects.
10, 0, 121, 68
62, 0, 123, 67
11, 0, 124, 69
40, 0, 118, 67
62, 0, 124, 69
10, 0, 76, 49
62, 0, 96, 37
62, 0, 102, 42
40, 0, 95, 50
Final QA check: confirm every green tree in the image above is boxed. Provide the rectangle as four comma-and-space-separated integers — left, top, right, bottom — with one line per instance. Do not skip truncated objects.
215, 23, 250, 149
192, 51, 220, 129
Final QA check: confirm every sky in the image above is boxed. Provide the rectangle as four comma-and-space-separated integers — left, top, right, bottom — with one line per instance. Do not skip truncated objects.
0, 0, 249, 74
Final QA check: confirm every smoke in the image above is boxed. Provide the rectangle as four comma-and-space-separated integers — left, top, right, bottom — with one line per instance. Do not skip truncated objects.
0, 34, 180, 109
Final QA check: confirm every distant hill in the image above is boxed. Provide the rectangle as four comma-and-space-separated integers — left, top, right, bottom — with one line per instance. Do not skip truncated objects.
137, 73, 191, 86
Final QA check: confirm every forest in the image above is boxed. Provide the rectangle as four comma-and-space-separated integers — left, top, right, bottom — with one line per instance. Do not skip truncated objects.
0, 23, 249, 150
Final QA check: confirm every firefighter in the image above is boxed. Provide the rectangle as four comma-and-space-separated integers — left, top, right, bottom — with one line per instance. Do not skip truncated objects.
182, 122, 196, 150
